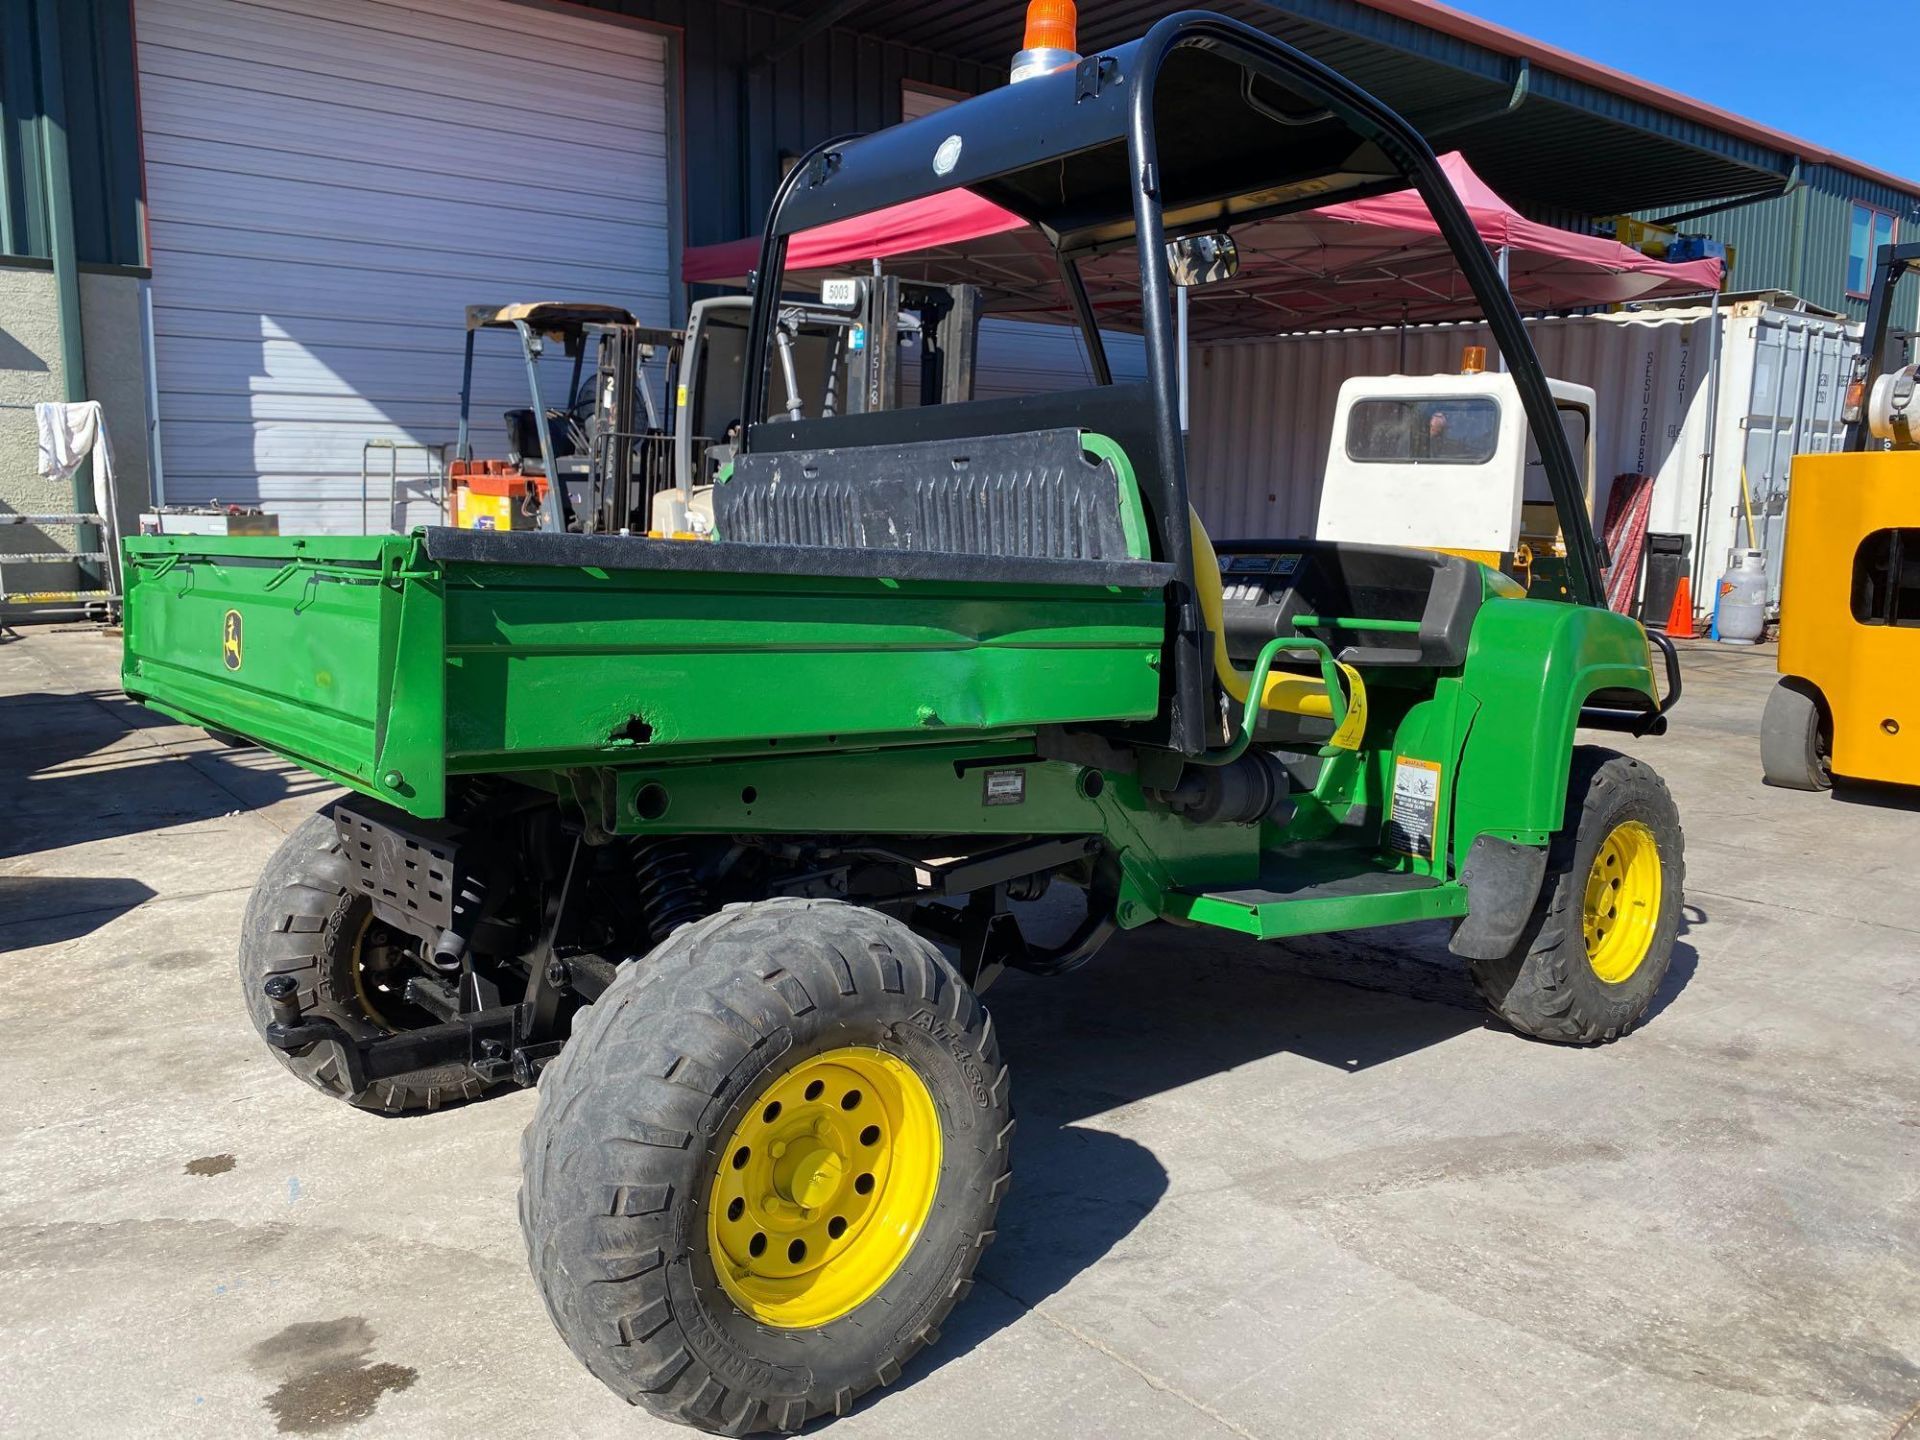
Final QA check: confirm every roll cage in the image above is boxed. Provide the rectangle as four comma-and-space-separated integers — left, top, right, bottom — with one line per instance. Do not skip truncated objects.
738, 10, 1607, 756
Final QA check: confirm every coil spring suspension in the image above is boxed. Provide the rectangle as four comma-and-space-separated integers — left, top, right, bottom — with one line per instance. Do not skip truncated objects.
633, 839, 704, 942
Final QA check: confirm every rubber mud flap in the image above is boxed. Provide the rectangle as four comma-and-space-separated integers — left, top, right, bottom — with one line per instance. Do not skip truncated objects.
1448, 834, 1549, 961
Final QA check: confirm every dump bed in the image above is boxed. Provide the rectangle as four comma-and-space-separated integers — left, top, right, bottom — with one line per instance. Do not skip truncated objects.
121, 528, 1172, 819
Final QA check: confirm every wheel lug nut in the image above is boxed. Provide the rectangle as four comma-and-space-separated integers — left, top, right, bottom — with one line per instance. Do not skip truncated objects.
771, 1141, 787, 1158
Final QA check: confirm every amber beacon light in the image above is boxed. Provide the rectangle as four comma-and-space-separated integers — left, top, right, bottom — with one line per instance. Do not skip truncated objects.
1011, 0, 1080, 83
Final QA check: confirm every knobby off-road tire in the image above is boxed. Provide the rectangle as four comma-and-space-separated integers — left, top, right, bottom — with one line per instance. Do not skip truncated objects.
519, 897, 1012, 1436
1469, 747, 1685, 1045
1760, 677, 1833, 791
238, 811, 490, 1112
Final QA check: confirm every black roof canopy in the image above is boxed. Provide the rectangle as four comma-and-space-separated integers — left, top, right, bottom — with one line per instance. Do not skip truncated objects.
793, 0, 1802, 216
779, 37, 1409, 251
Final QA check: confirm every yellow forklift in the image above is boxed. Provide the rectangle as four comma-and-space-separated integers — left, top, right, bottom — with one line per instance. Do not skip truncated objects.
1761, 240, 1920, 790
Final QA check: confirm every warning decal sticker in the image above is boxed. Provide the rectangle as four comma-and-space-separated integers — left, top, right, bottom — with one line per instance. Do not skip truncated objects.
1386, 756, 1442, 859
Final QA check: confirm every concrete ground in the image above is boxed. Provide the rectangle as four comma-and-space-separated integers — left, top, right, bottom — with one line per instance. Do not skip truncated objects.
1, 623, 1915, 1440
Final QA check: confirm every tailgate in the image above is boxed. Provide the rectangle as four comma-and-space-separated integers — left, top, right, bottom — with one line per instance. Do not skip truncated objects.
120, 534, 443, 807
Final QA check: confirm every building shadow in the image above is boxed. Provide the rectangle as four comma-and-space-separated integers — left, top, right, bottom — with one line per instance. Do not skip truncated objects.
0, 688, 328, 860
0, 875, 157, 950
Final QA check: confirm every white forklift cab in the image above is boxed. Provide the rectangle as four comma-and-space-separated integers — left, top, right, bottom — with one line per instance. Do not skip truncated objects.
1316, 362, 1598, 597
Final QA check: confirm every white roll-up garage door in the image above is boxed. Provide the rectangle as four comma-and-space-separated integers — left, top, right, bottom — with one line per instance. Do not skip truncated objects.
136, 0, 674, 532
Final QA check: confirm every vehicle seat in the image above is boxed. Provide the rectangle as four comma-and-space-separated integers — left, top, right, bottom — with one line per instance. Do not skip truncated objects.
1188, 507, 1368, 752
1211, 535, 1507, 670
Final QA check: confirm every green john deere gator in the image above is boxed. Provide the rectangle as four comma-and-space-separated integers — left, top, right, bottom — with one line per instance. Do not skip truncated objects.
121, 14, 1684, 1435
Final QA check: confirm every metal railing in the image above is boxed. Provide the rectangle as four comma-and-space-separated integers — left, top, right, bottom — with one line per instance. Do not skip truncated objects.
0, 511, 119, 609
362, 440, 450, 535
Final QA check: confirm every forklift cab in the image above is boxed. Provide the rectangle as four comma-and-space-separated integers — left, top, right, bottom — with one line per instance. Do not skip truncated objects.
1316, 368, 1598, 598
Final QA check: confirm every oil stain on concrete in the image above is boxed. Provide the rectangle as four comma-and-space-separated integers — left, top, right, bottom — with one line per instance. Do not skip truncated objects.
247, 1316, 416, 1434
184, 1154, 236, 1177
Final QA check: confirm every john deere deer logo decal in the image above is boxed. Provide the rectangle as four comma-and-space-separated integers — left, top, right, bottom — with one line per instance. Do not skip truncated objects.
222, 609, 243, 671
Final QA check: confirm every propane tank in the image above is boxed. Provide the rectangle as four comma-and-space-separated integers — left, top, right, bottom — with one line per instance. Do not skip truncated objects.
1714, 548, 1768, 645
1868, 364, 1920, 448
1011, 0, 1079, 84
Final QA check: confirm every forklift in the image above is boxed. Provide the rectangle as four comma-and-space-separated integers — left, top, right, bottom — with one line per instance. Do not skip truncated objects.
451, 302, 683, 535
1761, 240, 1920, 790
453, 282, 983, 537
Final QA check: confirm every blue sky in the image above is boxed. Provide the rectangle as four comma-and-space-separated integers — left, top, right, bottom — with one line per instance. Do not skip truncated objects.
1454, 0, 1914, 180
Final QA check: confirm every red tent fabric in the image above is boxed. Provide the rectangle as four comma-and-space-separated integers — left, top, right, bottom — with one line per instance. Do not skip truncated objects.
681, 152, 1721, 336
682, 188, 1024, 285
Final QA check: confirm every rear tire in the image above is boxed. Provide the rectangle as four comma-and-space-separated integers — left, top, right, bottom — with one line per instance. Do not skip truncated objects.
519, 898, 1012, 1436
1469, 747, 1684, 1044
1760, 677, 1833, 790
238, 812, 491, 1112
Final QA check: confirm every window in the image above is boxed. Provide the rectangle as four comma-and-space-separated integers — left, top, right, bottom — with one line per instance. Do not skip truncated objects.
1852, 528, 1920, 626
1847, 203, 1897, 298
901, 81, 964, 123
1346, 396, 1502, 465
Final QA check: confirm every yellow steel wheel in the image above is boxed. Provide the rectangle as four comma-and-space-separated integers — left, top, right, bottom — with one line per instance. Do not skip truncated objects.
1583, 820, 1662, 984
708, 1046, 941, 1328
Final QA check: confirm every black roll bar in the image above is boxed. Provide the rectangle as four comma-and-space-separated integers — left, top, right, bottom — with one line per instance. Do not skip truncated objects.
741, 12, 1610, 755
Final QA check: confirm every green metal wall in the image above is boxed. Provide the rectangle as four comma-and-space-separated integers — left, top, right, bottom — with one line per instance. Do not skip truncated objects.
0, 0, 143, 267
1643, 165, 1920, 328
578, 0, 998, 249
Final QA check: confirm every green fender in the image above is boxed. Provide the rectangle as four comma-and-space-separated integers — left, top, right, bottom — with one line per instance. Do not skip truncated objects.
1449, 597, 1657, 858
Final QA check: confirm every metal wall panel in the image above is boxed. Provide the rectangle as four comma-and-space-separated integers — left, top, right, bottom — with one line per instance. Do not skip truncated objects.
137, 0, 673, 532
582, 0, 998, 250
1718, 306, 1856, 604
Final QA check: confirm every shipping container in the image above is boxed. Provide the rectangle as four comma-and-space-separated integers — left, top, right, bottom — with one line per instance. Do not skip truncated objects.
1184, 299, 1860, 614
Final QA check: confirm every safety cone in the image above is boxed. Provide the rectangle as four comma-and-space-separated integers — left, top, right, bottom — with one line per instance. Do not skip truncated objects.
1665, 575, 1695, 638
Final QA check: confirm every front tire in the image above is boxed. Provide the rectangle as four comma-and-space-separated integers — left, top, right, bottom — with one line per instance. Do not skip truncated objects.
519, 898, 1011, 1436
238, 812, 491, 1112
1469, 747, 1685, 1044
1760, 677, 1832, 790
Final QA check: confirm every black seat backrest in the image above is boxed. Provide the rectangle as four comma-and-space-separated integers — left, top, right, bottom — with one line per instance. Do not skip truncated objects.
1214, 539, 1487, 669
504, 408, 576, 464
716, 426, 1143, 561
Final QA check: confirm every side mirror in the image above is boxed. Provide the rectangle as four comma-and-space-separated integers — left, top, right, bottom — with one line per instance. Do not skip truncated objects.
1167, 232, 1239, 288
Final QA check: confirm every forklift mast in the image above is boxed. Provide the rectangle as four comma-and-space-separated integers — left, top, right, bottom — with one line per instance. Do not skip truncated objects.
1843, 240, 1920, 452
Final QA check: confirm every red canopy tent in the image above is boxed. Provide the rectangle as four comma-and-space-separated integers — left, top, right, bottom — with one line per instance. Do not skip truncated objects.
683, 152, 1721, 338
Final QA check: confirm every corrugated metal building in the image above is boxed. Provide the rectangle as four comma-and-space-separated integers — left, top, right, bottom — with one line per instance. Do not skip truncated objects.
1642, 162, 1920, 326
2, 0, 1916, 548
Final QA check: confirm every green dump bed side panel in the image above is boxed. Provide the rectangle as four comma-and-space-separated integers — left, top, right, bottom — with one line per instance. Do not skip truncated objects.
439, 562, 1165, 765
122, 533, 1170, 819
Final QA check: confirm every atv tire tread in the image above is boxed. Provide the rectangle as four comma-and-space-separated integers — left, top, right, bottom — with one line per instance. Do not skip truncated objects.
519, 897, 1011, 1436
1468, 746, 1685, 1045
238, 811, 489, 1113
